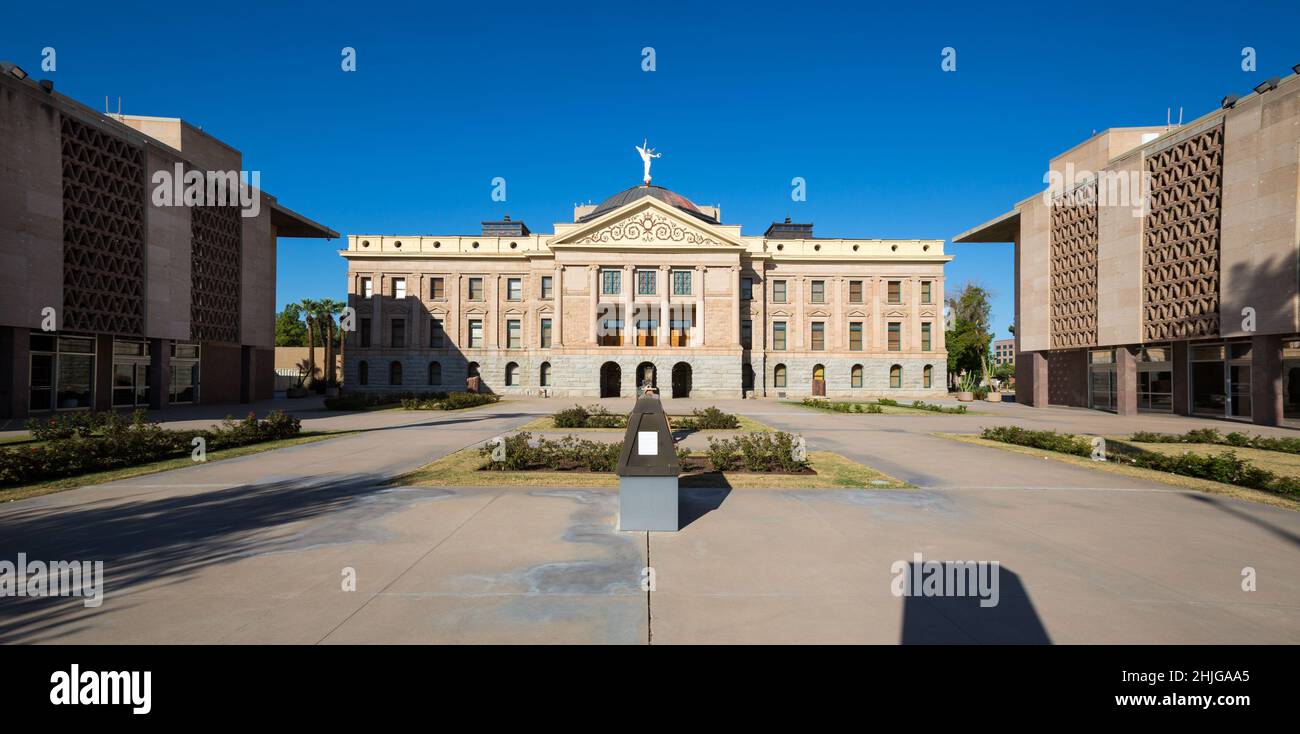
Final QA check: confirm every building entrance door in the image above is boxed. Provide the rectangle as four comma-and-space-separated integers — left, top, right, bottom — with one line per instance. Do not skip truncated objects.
671, 362, 691, 398
600, 362, 621, 398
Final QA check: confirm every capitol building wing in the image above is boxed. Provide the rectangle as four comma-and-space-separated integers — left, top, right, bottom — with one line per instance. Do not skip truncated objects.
341, 184, 950, 398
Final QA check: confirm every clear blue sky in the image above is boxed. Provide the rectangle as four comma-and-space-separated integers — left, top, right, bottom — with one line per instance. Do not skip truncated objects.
5, 0, 1299, 336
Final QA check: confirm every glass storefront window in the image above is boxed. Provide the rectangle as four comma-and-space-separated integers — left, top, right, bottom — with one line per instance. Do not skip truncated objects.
29, 333, 95, 411
170, 342, 201, 404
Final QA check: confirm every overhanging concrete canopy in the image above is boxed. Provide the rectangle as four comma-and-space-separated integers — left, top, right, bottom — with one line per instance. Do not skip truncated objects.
271, 201, 338, 239
952, 209, 1019, 243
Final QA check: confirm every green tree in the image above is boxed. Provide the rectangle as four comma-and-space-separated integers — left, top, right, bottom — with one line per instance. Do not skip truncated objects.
945, 282, 993, 381
315, 298, 346, 386
299, 298, 322, 388
275, 304, 307, 347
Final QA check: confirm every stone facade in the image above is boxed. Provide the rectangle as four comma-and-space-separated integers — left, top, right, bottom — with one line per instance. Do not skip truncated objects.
343, 185, 950, 399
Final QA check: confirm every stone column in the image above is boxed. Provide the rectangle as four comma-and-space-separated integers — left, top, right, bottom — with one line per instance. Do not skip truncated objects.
0, 327, 30, 419
870, 277, 881, 350
758, 265, 767, 396
934, 277, 946, 351
694, 265, 705, 347
1028, 350, 1048, 407
589, 265, 600, 346
148, 338, 171, 411
659, 265, 670, 347
94, 334, 113, 411
732, 265, 742, 347
1172, 341, 1190, 416
453, 275, 462, 346
794, 276, 805, 350
371, 275, 383, 346
1252, 334, 1283, 426
910, 277, 922, 355
1115, 345, 1137, 416
553, 265, 563, 347
624, 264, 634, 347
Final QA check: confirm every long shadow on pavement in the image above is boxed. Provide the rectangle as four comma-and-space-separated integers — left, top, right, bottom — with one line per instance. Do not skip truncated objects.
900, 564, 1051, 644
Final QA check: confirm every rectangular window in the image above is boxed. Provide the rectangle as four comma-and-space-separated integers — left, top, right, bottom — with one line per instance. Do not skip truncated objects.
741, 277, 753, 301
468, 319, 484, 349
849, 280, 863, 304
390, 318, 406, 348
637, 270, 656, 296
672, 270, 692, 296
430, 277, 445, 299
811, 280, 825, 303
507, 278, 522, 301
468, 278, 484, 301
849, 322, 863, 351
921, 281, 932, 304
507, 319, 521, 349
601, 319, 624, 346
361, 277, 374, 299
888, 322, 901, 351
540, 318, 552, 348
430, 318, 444, 348
772, 322, 787, 351
636, 319, 658, 347
541, 276, 553, 300
811, 322, 825, 351
741, 319, 752, 349
602, 270, 622, 295
393, 277, 406, 299
887, 281, 901, 304
360, 318, 372, 348
772, 280, 787, 303
921, 322, 932, 351
669, 318, 691, 347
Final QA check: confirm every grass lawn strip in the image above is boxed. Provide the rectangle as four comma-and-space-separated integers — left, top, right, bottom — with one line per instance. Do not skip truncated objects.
1, 431, 354, 502
936, 432, 1300, 512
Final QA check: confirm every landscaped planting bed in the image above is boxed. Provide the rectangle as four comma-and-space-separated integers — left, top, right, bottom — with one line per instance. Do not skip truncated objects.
3, 410, 302, 488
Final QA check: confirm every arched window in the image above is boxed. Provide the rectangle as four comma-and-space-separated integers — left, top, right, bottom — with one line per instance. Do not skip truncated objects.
467, 362, 480, 378
390, 361, 403, 386
505, 362, 519, 386
358, 360, 368, 386
851, 364, 864, 388
428, 361, 441, 386
889, 364, 902, 389
774, 364, 787, 388
923, 364, 933, 388
540, 361, 551, 387
813, 364, 825, 382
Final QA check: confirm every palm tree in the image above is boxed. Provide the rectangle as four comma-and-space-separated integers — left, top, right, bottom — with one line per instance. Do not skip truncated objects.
316, 298, 345, 387
298, 297, 321, 388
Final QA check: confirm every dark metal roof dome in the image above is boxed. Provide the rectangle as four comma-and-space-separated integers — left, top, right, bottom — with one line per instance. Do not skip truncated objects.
578, 185, 718, 224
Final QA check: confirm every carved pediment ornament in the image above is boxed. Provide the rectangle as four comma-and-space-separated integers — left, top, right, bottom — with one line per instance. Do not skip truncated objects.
572, 209, 722, 246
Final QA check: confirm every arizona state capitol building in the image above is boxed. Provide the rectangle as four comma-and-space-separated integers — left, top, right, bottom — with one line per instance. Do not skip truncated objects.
341, 149, 950, 398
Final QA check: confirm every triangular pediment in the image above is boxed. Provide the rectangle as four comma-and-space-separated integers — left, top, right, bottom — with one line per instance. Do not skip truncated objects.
551, 197, 744, 249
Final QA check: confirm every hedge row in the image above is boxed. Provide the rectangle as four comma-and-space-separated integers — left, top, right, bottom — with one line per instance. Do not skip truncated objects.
2, 411, 301, 487
479, 432, 689, 473
706, 432, 808, 473
401, 392, 500, 410
980, 426, 1300, 497
877, 398, 969, 414
1130, 428, 1300, 456
802, 398, 883, 414
551, 405, 741, 430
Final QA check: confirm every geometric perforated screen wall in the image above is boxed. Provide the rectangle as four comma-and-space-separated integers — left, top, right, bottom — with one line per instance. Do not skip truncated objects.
60, 114, 146, 336
1049, 179, 1099, 349
1142, 124, 1223, 342
190, 202, 242, 344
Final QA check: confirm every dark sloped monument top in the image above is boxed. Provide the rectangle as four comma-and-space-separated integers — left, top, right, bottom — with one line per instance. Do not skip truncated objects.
616, 393, 680, 531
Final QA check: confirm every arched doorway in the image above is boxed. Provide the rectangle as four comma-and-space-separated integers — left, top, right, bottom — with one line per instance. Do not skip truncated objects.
671, 362, 692, 398
600, 362, 622, 398
812, 364, 826, 396
636, 362, 657, 393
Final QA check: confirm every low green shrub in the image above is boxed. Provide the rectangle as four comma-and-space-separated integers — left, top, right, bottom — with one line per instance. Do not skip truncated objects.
1, 411, 301, 488
801, 398, 881, 414
675, 407, 740, 431
907, 400, 968, 414
325, 391, 449, 411
550, 404, 625, 428
439, 392, 499, 410
479, 432, 623, 472
980, 426, 1092, 457
1130, 428, 1300, 456
705, 432, 808, 473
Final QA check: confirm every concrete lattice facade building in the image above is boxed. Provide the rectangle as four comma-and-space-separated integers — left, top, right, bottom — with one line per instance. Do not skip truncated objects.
957, 69, 1300, 427
0, 64, 335, 420
343, 185, 950, 398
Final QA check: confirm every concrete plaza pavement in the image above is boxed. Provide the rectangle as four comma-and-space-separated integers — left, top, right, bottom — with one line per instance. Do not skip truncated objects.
0, 396, 1298, 643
